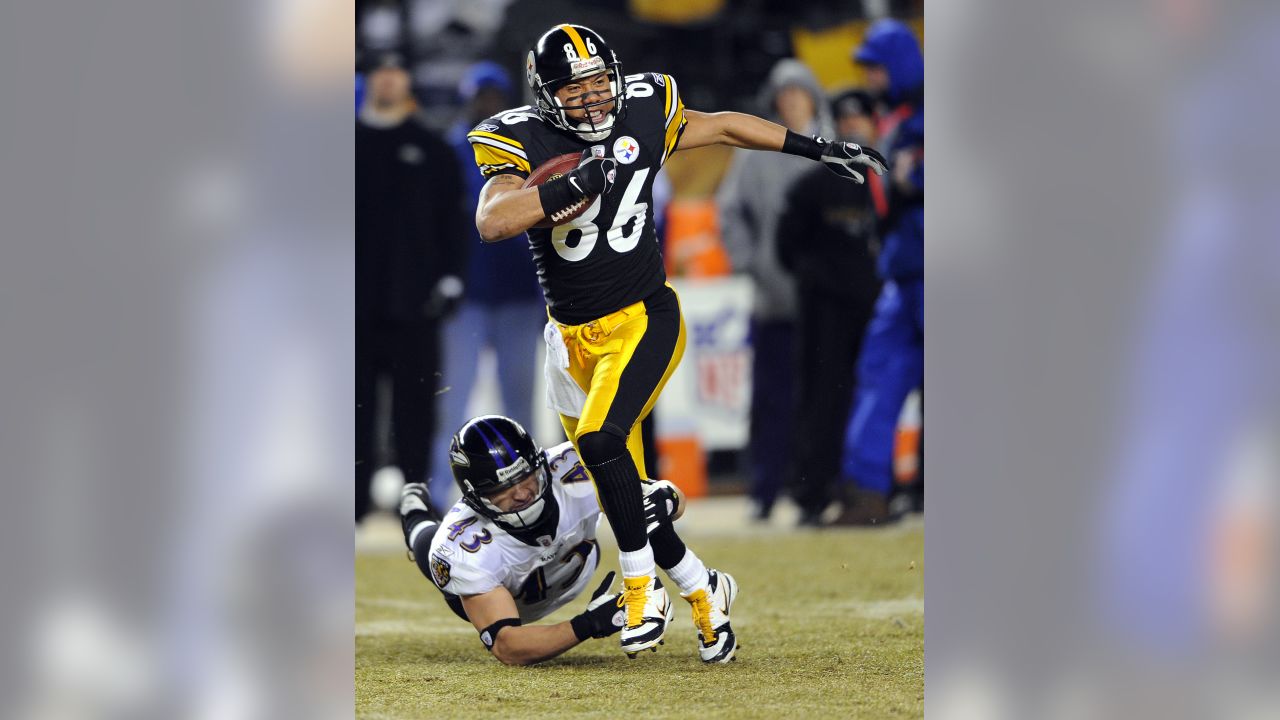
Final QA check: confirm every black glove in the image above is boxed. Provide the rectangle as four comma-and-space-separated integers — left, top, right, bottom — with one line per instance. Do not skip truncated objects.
817, 138, 889, 184
565, 148, 617, 198
570, 571, 624, 640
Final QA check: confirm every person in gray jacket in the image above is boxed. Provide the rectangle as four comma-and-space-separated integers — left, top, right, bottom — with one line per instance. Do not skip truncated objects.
717, 58, 833, 521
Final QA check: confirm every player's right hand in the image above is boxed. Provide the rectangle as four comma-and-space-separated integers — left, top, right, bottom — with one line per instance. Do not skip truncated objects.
642, 479, 684, 533
565, 148, 617, 198
572, 571, 625, 639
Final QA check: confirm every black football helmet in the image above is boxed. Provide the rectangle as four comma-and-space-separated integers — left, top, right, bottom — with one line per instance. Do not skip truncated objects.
526, 24, 625, 142
449, 415, 554, 531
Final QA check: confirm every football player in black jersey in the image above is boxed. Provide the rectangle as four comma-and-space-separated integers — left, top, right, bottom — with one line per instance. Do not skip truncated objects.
466, 23, 888, 661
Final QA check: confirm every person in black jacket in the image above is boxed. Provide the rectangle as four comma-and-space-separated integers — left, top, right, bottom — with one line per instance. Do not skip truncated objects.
355, 53, 465, 521
776, 90, 884, 526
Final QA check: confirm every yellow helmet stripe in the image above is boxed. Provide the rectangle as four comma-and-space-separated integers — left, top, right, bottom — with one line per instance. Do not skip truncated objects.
559, 24, 591, 59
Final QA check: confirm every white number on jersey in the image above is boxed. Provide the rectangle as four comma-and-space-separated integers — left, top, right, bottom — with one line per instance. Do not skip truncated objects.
550, 169, 650, 261
624, 73, 654, 98
605, 167, 650, 253
500, 107, 538, 125
550, 195, 604, 262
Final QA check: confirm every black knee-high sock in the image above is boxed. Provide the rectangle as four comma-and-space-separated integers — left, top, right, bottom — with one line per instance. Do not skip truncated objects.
648, 522, 687, 570
584, 453, 649, 552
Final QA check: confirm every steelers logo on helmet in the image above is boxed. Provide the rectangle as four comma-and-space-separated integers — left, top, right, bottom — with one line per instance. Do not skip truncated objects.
527, 24, 626, 142
525, 50, 538, 90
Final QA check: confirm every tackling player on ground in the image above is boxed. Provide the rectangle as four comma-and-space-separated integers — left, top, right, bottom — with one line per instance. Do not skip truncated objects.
399, 415, 707, 665
465, 24, 888, 660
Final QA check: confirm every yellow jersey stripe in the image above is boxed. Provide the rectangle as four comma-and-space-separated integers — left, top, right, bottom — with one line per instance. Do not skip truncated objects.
662, 75, 673, 121
663, 98, 685, 159
469, 142, 532, 174
467, 130, 525, 152
560, 24, 590, 58
662, 117, 686, 164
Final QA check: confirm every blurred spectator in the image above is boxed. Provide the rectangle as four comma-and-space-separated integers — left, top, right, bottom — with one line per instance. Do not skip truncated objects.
836, 19, 923, 525
777, 90, 884, 526
1098, 3, 1280, 658
357, 1, 404, 52
426, 61, 545, 512
356, 52, 465, 520
718, 58, 832, 520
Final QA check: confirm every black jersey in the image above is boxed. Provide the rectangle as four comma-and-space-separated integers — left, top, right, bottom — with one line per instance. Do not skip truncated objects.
467, 72, 687, 325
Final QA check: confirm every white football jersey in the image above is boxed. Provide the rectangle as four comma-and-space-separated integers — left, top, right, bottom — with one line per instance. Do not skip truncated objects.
426, 441, 602, 622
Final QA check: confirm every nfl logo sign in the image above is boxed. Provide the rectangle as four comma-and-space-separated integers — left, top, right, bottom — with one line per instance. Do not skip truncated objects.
612, 136, 640, 164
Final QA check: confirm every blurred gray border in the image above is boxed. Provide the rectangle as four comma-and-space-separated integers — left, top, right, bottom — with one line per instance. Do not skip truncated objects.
1, 1, 353, 717
929, 2, 1280, 718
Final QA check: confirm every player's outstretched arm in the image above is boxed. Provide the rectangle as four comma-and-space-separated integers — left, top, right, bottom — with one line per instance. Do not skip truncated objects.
460, 573, 622, 666
679, 109, 789, 151
679, 109, 889, 184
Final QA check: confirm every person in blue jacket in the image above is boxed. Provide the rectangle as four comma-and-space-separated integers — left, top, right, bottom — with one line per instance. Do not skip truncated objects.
426, 61, 547, 512
836, 19, 924, 525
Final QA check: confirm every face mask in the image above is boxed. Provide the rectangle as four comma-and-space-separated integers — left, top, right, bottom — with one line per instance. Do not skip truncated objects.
479, 465, 550, 529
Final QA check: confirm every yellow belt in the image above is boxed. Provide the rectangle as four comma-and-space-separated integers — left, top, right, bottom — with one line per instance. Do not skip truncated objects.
555, 299, 646, 344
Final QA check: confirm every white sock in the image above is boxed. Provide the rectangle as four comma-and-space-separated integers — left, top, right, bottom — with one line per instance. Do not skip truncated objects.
665, 549, 710, 595
618, 544, 657, 579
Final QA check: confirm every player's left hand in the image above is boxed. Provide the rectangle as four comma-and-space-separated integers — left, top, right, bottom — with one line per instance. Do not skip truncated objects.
818, 139, 889, 183
566, 148, 618, 197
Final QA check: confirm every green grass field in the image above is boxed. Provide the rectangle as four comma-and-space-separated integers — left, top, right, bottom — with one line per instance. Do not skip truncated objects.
356, 502, 923, 719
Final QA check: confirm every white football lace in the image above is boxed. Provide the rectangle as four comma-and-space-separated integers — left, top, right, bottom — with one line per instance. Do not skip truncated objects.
551, 198, 587, 221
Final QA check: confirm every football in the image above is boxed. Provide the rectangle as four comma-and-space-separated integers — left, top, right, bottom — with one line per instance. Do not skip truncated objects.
522, 152, 594, 228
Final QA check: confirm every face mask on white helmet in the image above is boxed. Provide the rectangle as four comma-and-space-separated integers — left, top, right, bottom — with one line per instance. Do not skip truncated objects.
477, 463, 551, 530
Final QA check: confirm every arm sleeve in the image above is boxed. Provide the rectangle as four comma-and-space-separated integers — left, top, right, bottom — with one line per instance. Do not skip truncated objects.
466, 124, 533, 179
655, 73, 687, 165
